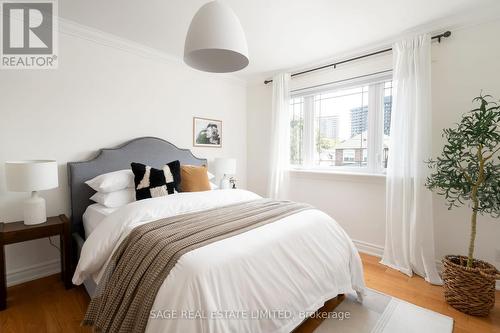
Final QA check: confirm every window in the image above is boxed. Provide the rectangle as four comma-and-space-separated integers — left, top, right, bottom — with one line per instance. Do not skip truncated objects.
290, 97, 304, 165
343, 149, 355, 163
289, 77, 392, 173
383, 81, 392, 168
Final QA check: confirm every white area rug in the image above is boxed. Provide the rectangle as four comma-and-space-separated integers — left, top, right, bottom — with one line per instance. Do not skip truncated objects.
314, 289, 453, 333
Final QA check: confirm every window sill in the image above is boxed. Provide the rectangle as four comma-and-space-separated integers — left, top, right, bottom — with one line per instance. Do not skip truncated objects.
288, 168, 386, 184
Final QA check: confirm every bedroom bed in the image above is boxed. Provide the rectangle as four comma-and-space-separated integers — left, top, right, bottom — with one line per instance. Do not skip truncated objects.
67, 137, 365, 333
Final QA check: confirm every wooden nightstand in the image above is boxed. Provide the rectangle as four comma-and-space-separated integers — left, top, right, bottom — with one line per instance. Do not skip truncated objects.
0, 214, 72, 310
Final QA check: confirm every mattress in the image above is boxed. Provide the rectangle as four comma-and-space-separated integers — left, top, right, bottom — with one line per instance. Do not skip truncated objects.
82, 203, 117, 238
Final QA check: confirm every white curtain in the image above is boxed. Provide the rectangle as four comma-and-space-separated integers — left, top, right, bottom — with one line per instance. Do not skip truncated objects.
268, 73, 291, 200
381, 34, 442, 285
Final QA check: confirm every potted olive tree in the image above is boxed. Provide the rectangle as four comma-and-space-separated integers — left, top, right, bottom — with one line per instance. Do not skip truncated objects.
426, 94, 500, 316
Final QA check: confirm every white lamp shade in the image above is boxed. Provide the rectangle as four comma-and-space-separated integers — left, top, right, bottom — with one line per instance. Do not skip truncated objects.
5, 160, 59, 192
184, 1, 249, 73
214, 158, 236, 176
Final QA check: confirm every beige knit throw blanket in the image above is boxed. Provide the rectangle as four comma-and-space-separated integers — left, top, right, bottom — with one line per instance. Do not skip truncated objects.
83, 199, 311, 332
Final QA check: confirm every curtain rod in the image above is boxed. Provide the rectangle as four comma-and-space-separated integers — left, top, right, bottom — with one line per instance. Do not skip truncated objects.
291, 69, 392, 94
263, 31, 451, 85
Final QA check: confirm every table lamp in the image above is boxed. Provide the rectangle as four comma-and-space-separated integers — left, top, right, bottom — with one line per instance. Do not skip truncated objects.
214, 158, 236, 189
5, 160, 59, 225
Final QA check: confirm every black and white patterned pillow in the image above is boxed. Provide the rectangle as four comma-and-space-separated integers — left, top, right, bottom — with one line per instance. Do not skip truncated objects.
130, 160, 181, 201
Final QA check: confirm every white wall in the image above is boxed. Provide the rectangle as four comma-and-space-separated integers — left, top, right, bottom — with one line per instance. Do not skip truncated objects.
247, 19, 500, 264
431, 19, 500, 265
0, 23, 247, 285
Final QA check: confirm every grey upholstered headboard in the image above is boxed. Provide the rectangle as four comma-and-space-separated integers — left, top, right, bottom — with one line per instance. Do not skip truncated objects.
67, 137, 207, 238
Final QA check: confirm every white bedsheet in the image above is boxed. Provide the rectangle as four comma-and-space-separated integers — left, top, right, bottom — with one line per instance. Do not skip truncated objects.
82, 203, 117, 238
73, 189, 365, 333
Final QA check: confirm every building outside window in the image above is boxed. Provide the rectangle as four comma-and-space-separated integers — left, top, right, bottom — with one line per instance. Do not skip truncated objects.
289, 76, 392, 173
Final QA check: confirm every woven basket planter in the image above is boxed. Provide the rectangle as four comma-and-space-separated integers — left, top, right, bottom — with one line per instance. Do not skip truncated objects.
442, 255, 500, 316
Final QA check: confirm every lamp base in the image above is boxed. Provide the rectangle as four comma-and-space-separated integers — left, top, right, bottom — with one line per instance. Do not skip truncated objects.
23, 191, 47, 225
219, 175, 231, 190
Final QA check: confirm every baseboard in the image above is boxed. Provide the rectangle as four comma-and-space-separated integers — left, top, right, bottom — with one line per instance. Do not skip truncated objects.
6, 259, 61, 287
354, 241, 500, 291
352, 239, 384, 258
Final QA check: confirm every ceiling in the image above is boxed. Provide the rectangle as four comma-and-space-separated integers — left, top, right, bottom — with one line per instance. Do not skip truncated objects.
59, 0, 500, 80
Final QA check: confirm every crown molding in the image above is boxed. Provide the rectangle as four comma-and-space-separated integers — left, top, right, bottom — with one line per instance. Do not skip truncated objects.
58, 17, 181, 65
57, 17, 246, 86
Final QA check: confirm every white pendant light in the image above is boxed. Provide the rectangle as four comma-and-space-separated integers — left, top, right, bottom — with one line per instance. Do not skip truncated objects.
184, 1, 249, 73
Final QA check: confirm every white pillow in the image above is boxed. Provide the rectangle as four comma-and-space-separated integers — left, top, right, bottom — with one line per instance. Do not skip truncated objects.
85, 169, 134, 193
207, 171, 215, 180
210, 182, 218, 190
90, 188, 136, 208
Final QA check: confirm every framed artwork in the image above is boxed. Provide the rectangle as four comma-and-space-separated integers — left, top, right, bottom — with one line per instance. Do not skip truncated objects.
193, 117, 222, 148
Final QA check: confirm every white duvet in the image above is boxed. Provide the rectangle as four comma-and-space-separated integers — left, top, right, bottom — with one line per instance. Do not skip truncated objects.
73, 189, 365, 333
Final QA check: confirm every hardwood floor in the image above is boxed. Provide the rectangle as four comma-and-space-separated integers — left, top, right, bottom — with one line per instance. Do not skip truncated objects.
360, 253, 500, 333
0, 274, 90, 332
1, 253, 499, 332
